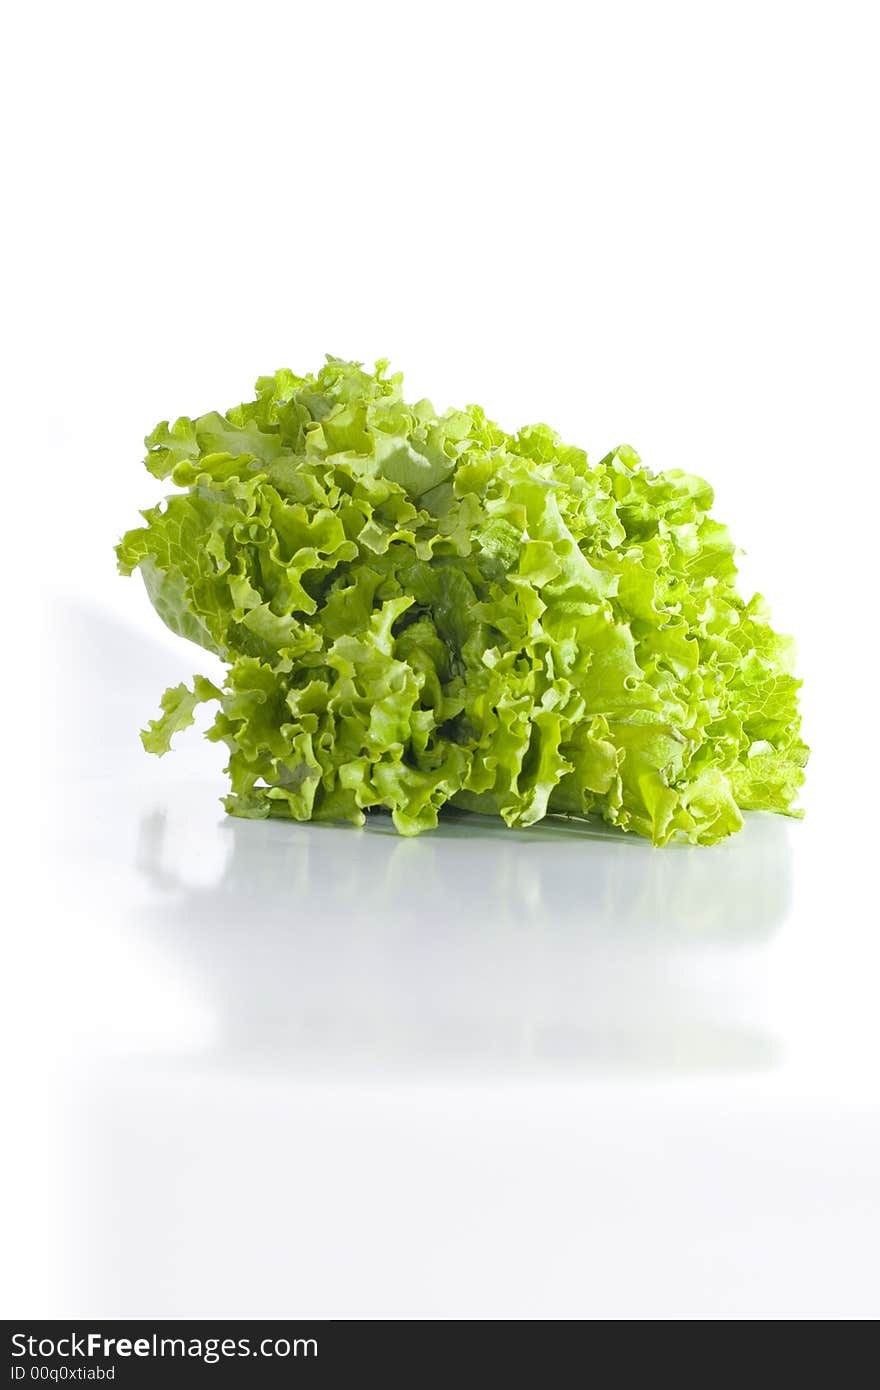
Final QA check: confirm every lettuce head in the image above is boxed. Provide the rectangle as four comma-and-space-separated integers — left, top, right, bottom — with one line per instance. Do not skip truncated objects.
116, 357, 807, 844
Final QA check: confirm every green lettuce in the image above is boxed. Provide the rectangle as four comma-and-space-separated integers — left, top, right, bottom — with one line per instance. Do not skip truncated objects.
117, 357, 807, 844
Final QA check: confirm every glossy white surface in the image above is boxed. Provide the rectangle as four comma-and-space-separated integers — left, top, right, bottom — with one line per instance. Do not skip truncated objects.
5, 602, 877, 1319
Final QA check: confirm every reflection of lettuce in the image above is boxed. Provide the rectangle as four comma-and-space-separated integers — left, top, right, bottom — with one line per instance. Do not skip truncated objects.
117, 358, 807, 844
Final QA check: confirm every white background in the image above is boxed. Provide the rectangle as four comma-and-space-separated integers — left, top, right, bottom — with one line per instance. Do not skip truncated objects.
3, 0, 879, 1319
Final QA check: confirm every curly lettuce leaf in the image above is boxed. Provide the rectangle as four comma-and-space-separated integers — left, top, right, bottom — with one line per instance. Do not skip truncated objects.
140, 676, 223, 755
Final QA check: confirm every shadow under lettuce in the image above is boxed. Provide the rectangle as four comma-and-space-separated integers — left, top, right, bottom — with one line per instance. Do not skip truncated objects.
133, 800, 792, 1079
